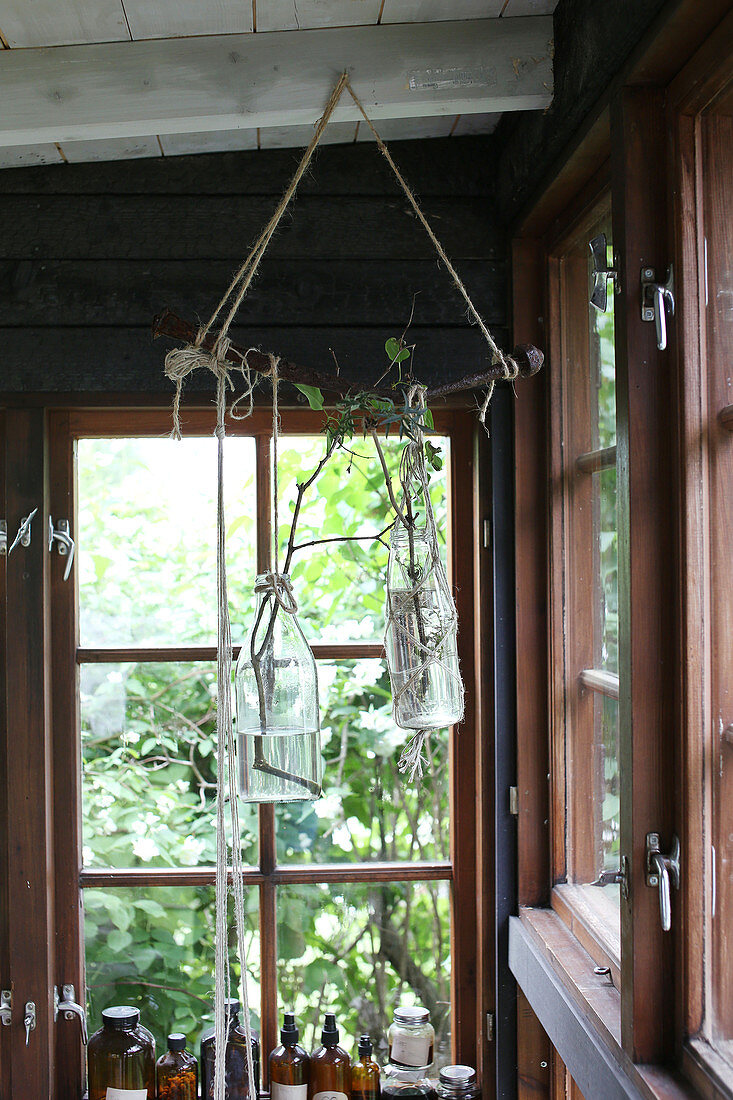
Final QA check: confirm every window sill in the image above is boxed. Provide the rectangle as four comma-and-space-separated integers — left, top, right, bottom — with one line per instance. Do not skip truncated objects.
552, 882, 621, 989
509, 909, 700, 1100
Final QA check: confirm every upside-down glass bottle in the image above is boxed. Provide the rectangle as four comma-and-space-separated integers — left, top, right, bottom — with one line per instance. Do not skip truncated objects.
235, 573, 322, 803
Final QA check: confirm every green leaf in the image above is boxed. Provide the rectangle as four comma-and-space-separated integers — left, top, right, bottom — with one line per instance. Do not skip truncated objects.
385, 337, 400, 360
423, 408, 434, 431
294, 384, 325, 411
394, 348, 411, 364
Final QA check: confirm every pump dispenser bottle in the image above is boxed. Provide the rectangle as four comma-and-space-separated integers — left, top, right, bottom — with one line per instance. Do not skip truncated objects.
309, 1013, 351, 1100
352, 1034, 381, 1100
270, 1013, 310, 1100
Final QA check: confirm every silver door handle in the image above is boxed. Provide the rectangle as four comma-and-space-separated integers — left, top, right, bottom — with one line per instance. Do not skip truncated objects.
54, 984, 88, 1045
48, 517, 75, 581
645, 832, 680, 932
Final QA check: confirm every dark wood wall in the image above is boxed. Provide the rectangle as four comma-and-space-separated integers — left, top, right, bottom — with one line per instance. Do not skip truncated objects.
0, 136, 505, 397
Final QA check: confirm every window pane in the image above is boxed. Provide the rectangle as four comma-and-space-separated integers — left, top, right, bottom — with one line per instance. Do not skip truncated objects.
276, 660, 449, 864
596, 694, 620, 880
590, 261, 616, 449
81, 662, 258, 868
595, 466, 618, 673
84, 885, 260, 1049
276, 436, 449, 645
277, 880, 450, 1061
78, 437, 257, 647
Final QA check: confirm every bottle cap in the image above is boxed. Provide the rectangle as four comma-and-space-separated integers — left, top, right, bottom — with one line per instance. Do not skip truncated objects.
168, 1033, 187, 1052
322, 1013, 339, 1045
394, 1006, 430, 1026
281, 1013, 299, 1044
102, 1006, 140, 1030
225, 999, 240, 1016
358, 1034, 373, 1057
439, 1066, 477, 1089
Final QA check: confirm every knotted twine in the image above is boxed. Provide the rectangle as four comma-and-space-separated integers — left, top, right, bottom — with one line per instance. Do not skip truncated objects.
386, 386, 465, 780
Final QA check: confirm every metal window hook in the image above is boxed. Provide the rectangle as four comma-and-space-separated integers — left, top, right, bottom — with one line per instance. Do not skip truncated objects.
48, 517, 75, 582
7, 507, 38, 556
589, 233, 618, 313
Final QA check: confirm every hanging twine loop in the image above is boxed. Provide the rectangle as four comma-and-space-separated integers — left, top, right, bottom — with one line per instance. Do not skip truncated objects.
256, 571, 299, 614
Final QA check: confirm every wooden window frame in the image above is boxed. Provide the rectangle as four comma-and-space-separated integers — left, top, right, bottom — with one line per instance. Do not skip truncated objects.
0, 400, 489, 1099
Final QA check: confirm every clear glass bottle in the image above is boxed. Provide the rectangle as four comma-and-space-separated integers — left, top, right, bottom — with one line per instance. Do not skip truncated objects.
386, 1006, 435, 1070
270, 1013, 310, 1100
381, 1065, 437, 1100
200, 999, 260, 1100
385, 525, 463, 730
352, 1034, 381, 1100
309, 1013, 351, 1100
156, 1032, 198, 1100
436, 1066, 479, 1100
87, 1005, 155, 1100
235, 573, 322, 802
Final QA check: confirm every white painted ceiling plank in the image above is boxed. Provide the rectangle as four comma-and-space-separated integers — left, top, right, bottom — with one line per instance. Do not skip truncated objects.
259, 120, 357, 147
501, 0, 557, 14
159, 128, 258, 155
0, 144, 63, 168
0, 18, 553, 147
451, 111, 502, 135
356, 115, 454, 141
257, 0, 380, 32
0, 0, 129, 47
381, 0, 503, 23
60, 135, 162, 162
123, 0, 253, 40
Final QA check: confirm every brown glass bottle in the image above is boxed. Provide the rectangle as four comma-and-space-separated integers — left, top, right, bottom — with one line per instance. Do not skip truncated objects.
87, 1005, 155, 1100
270, 1013, 310, 1100
352, 1034, 381, 1100
201, 998, 260, 1100
156, 1032, 198, 1100
309, 1013, 351, 1100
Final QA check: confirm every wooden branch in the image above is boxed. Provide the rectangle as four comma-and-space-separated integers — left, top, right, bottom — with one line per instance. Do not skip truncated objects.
152, 308, 544, 399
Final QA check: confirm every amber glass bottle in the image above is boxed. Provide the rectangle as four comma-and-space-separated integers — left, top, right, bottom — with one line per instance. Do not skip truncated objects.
156, 1032, 198, 1100
309, 1014, 351, 1100
352, 1034, 381, 1100
270, 1013, 310, 1100
87, 1005, 155, 1100
200, 998, 260, 1100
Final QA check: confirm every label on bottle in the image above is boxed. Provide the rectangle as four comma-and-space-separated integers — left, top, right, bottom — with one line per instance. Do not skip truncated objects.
105, 1089, 148, 1100
312, 1091, 349, 1100
272, 1083, 308, 1100
390, 1032, 431, 1067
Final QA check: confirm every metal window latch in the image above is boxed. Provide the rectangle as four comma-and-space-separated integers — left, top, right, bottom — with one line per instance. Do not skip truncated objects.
591, 855, 629, 900
0, 520, 6, 556
7, 508, 38, 556
54, 984, 88, 1045
646, 832, 680, 932
641, 264, 675, 350
589, 233, 617, 312
24, 1001, 36, 1045
48, 517, 75, 582
0, 990, 11, 1026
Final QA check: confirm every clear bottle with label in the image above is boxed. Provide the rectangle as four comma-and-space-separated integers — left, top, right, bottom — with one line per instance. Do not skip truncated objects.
309, 1013, 351, 1100
436, 1066, 479, 1100
200, 999, 260, 1100
387, 1007, 434, 1071
156, 1032, 198, 1100
87, 1005, 155, 1100
270, 1013, 310, 1100
352, 1034, 381, 1100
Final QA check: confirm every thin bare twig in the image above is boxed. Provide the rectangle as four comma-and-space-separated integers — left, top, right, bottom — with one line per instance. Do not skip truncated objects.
290, 520, 396, 556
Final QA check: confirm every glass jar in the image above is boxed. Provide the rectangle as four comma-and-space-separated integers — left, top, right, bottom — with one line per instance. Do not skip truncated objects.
235, 573, 322, 802
87, 1005, 155, 1100
385, 525, 463, 730
200, 998, 260, 1100
381, 1065, 437, 1100
436, 1066, 480, 1100
387, 1006, 435, 1070
156, 1032, 198, 1100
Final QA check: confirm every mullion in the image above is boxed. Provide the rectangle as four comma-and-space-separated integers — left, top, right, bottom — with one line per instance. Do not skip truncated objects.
77, 644, 384, 663
79, 861, 453, 888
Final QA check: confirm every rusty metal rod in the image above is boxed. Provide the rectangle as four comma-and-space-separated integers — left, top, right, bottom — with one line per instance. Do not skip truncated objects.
152, 308, 543, 398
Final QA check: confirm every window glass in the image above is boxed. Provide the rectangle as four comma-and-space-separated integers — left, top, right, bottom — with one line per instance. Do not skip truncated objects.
276, 659, 449, 864
276, 880, 451, 1060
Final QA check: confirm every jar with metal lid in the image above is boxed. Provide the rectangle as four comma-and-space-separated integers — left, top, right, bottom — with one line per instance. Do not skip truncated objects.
87, 1005, 155, 1100
387, 1007, 435, 1070
382, 1065, 437, 1100
436, 1066, 480, 1100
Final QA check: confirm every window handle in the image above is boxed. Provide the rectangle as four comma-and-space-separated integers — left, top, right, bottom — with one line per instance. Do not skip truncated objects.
24, 1001, 36, 1045
645, 832, 680, 932
641, 265, 675, 350
54, 984, 88, 1045
591, 856, 629, 899
7, 508, 38, 556
48, 517, 75, 582
589, 233, 617, 313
